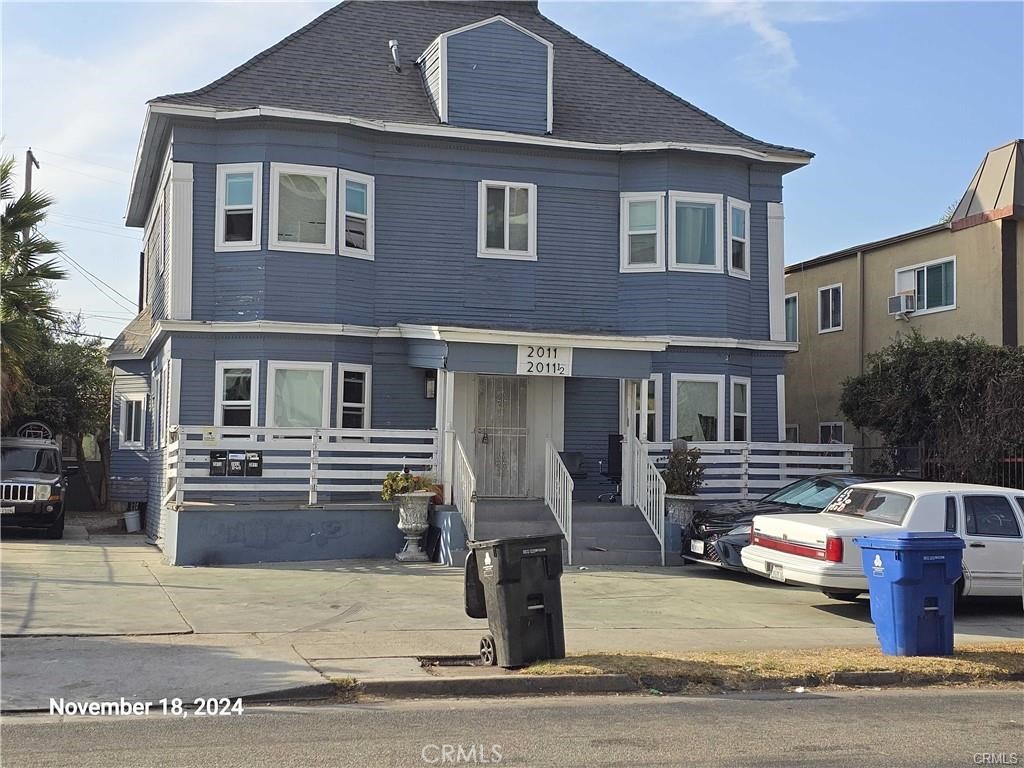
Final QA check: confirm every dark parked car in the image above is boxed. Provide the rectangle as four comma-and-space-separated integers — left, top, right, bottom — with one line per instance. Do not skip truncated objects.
1, 438, 76, 539
681, 474, 907, 571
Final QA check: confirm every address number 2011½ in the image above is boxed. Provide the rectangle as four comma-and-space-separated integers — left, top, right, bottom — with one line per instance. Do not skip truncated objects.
516, 345, 573, 377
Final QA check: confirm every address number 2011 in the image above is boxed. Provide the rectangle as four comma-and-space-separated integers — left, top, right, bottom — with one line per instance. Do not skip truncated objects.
517, 345, 572, 377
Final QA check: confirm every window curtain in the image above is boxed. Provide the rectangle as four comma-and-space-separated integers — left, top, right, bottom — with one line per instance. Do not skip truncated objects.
273, 369, 325, 427
675, 203, 715, 265
675, 381, 719, 441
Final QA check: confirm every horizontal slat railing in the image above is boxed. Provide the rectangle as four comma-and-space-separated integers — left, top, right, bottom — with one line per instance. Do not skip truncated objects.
168, 425, 438, 504
647, 441, 854, 502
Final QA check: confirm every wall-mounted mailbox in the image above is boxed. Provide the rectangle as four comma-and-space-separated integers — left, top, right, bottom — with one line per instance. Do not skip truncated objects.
245, 452, 263, 477
227, 452, 246, 477
209, 451, 227, 477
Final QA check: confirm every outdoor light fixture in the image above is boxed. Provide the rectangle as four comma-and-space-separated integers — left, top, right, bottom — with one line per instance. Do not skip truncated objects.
425, 369, 437, 399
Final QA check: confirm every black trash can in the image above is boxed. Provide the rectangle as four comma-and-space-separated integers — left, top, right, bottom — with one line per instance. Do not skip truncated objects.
465, 534, 566, 668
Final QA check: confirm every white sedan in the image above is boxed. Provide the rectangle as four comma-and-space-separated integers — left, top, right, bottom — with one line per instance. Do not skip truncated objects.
740, 481, 1024, 600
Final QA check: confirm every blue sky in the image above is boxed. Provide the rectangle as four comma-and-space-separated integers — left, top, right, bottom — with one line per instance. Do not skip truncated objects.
3, 1, 1022, 338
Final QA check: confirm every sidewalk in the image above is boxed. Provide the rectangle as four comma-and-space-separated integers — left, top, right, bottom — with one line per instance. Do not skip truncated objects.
2, 534, 1021, 710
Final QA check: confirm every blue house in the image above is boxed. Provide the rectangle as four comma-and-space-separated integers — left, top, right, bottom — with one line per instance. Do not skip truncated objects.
108, 0, 811, 566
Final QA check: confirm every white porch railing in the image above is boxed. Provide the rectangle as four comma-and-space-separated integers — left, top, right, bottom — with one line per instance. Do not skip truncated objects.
544, 440, 574, 565
166, 426, 438, 505
627, 433, 666, 566
647, 440, 855, 502
453, 436, 477, 540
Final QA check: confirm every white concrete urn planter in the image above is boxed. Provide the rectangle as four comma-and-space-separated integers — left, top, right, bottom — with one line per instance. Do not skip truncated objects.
394, 490, 433, 562
665, 494, 702, 528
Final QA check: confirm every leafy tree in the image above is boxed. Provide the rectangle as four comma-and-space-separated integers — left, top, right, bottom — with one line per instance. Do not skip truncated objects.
841, 331, 1024, 484
9, 318, 111, 509
1, 155, 67, 424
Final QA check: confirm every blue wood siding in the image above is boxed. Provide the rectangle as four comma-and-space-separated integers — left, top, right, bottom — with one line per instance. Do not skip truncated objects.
563, 377, 619, 501
445, 20, 549, 134
109, 362, 151, 503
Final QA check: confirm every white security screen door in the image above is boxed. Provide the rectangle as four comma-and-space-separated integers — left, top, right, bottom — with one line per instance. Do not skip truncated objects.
475, 375, 529, 497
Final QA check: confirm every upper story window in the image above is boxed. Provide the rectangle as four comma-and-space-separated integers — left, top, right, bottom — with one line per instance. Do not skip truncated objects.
478, 181, 537, 260
340, 171, 375, 260
785, 293, 799, 342
620, 193, 665, 273
668, 192, 722, 273
727, 198, 751, 279
269, 163, 337, 254
215, 360, 259, 436
119, 394, 146, 451
895, 257, 955, 314
215, 163, 262, 251
818, 283, 842, 333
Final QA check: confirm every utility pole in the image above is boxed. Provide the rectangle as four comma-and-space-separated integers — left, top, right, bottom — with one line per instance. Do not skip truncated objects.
23, 147, 40, 242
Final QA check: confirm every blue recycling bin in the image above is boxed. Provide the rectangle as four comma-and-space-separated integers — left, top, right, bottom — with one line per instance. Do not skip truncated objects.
853, 532, 965, 656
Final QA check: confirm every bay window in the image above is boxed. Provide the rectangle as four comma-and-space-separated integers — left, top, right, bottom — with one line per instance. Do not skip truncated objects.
340, 171, 374, 259
215, 361, 259, 436
338, 364, 372, 430
269, 163, 337, 253
727, 197, 751, 278
478, 180, 537, 259
266, 362, 331, 430
620, 193, 665, 272
668, 192, 722, 272
670, 374, 725, 442
731, 376, 751, 441
215, 163, 262, 251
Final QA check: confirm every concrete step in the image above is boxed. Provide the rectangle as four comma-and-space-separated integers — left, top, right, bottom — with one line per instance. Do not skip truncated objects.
571, 534, 661, 552
565, 548, 663, 566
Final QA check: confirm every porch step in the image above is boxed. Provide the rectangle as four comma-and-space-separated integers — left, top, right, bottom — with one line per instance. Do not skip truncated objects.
566, 548, 663, 567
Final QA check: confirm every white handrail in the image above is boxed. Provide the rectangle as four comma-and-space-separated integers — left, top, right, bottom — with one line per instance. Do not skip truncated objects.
453, 436, 477, 541
544, 440, 573, 565
628, 433, 666, 566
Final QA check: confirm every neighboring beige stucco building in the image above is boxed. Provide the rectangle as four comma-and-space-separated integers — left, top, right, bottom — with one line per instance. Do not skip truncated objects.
783, 139, 1023, 456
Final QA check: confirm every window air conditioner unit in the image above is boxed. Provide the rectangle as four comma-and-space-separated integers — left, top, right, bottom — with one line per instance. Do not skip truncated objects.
887, 293, 916, 316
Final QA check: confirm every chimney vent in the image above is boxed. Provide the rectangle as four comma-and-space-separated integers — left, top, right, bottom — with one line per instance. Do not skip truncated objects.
388, 39, 401, 72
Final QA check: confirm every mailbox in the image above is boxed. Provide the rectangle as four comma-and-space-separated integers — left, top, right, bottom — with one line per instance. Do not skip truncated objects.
245, 452, 263, 477
209, 451, 227, 477
227, 452, 246, 477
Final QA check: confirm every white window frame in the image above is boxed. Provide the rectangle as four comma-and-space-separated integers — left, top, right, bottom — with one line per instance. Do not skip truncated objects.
477, 180, 538, 260
727, 197, 751, 279
894, 255, 957, 316
818, 421, 845, 444
337, 363, 372, 432
215, 163, 262, 252
620, 192, 665, 273
669, 373, 726, 442
818, 283, 843, 333
339, 170, 375, 260
119, 394, 147, 451
784, 292, 799, 342
730, 375, 751, 442
621, 373, 663, 442
268, 163, 337, 254
215, 360, 260, 437
667, 191, 723, 273
266, 361, 332, 430
785, 424, 800, 443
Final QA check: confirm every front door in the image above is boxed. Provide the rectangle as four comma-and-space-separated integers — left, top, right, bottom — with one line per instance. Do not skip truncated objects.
475, 375, 529, 497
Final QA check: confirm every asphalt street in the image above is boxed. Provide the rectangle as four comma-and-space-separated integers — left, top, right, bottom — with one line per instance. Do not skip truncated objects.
2, 688, 1022, 768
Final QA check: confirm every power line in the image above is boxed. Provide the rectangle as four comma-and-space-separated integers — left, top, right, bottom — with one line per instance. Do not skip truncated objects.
56, 252, 138, 314
31, 148, 129, 175
43, 161, 126, 186
47, 219, 141, 242
51, 212, 128, 230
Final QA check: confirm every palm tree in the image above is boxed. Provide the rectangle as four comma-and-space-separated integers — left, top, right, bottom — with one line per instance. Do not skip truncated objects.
1, 155, 67, 424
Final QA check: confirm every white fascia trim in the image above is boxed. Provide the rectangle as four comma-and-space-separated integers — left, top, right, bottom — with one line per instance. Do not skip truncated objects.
145, 103, 813, 165
158, 319, 400, 338
398, 323, 671, 351
664, 336, 799, 352
667, 191, 723, 273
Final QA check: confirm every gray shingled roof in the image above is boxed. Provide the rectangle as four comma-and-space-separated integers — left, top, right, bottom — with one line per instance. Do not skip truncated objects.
156, 0, 811, 159
107, 308, 152, 358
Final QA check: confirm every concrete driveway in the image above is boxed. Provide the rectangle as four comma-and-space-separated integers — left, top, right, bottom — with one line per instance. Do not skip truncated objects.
3, 533, 1022, 710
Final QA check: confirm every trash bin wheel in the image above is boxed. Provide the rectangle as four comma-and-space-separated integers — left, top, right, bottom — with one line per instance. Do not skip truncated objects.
479, 635, 497, 666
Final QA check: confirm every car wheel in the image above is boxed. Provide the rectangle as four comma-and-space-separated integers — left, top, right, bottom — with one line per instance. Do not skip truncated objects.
822, 590, 861, 602
45, 514, 64, 540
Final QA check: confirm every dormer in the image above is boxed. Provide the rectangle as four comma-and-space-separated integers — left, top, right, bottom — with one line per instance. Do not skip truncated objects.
418, 16, 553, 135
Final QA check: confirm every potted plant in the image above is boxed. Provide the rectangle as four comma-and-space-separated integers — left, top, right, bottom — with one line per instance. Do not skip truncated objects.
661, 443, 705, 526
381, 471, 436, 561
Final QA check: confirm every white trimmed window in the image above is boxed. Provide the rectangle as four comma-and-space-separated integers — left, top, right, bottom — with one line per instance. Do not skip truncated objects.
478, 181, 537, 259
895, 256, 956, 314
340, 171, 374, 260
668, 192, 722, 272
727, 197, 751, 278
785, 424, 800, 443
819, 422, 845, 444
269, 163, 337, 254
267, 362, 332, 429
338, 364, 372, 430
215, 361, 259, 436
625, 373, 663, 442
670, 373, 725, 442
785, 293, 799, 342
215, 163, 262, 251
730, 376, 751, 442
818, 283, 843, 333
119, 394, 146, 450
620, 193, 665, 272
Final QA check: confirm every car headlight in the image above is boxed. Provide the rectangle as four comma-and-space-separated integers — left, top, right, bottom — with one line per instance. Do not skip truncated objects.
34, 484, 53, 500
727, 525, 752, 537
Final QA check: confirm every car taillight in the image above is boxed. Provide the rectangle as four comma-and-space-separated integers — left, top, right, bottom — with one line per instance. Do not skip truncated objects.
749, 527, 755, 546
825, 536, 844, 563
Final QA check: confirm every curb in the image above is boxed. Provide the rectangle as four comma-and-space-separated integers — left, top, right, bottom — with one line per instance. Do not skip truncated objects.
358, 674, 638, 698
